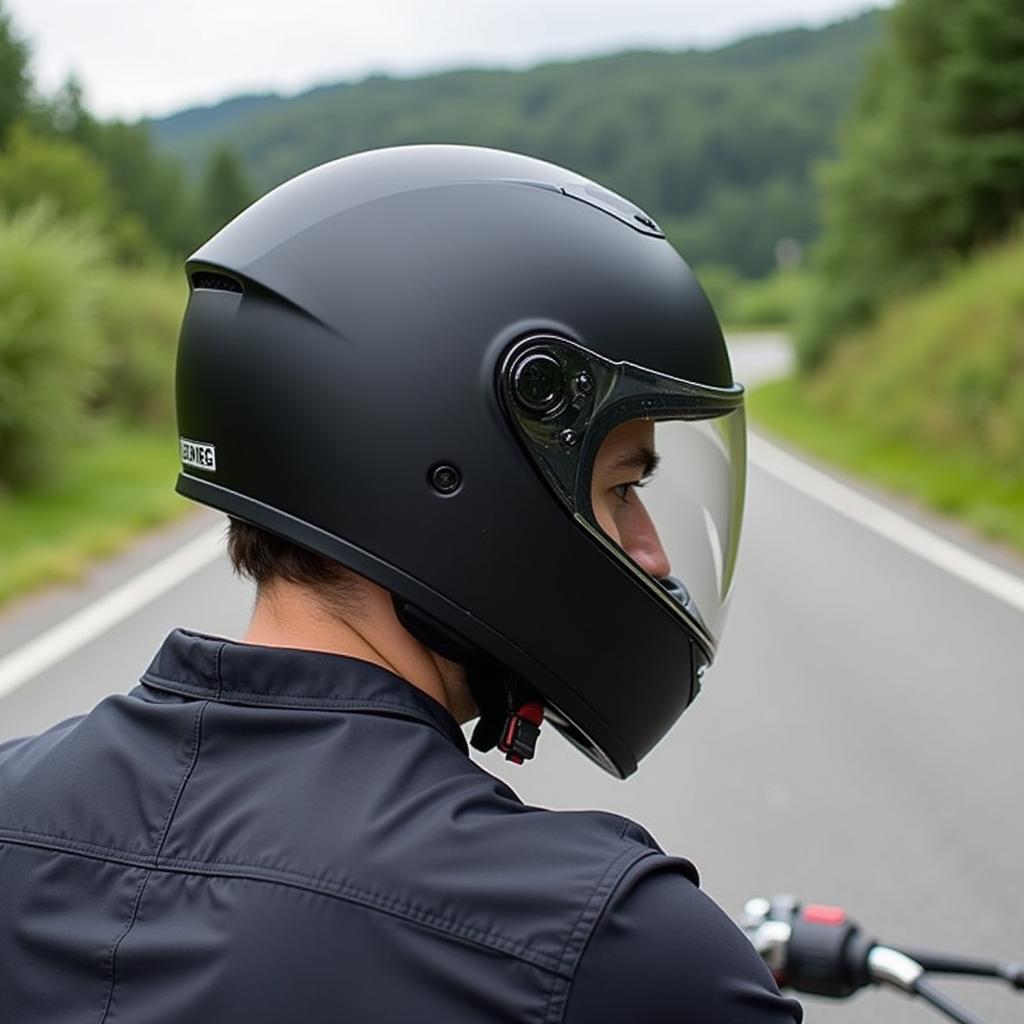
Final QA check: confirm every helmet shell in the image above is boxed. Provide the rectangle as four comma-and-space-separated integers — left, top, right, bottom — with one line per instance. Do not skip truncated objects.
176, 145, 735, 777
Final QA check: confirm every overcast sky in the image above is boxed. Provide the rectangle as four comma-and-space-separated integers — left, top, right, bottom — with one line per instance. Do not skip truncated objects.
7, 0, 889, 121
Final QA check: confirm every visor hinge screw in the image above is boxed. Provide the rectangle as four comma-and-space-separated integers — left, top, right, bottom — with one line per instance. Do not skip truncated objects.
558, 429, 578, 448
573, 371, 594, 396
430, 464, 462, 494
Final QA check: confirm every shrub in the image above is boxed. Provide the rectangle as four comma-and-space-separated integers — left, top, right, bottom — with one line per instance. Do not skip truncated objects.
0, 123, 113, 224
807, 231, 1024, 468
729, 269, 812, 329
0, 204, 106, 489
695, 264, 813, 330
92, 267, 186, 425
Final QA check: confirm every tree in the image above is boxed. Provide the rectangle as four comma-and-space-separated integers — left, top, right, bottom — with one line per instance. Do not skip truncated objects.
0, 205, 106, 489
47, 75, 94, 142
0, 124, 113, 221
199, 145, 254, 240
0, 0, 30, 144
87, 119, 200, 256
799, 0, 1024, 368
151, 13, 884, 276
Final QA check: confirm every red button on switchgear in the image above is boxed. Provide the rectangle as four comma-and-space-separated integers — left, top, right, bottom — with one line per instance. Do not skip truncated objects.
803, 904, 847, 926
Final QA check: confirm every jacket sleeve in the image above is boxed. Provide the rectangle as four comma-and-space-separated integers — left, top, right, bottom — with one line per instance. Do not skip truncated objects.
0, 735, 32, 770
0, 716, 85, 781
563, 856, 803, 1024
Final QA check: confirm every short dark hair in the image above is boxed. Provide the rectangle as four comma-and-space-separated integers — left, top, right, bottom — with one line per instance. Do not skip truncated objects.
226, 517, 364, 615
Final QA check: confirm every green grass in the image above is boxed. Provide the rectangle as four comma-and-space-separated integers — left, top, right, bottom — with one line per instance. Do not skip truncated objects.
748, 233, 1024, 554
0, 428, 191, 608
749, 376, 1024, 552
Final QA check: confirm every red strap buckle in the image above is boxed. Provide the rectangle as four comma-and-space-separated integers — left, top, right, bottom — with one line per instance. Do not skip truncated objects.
498, 702, 544, 764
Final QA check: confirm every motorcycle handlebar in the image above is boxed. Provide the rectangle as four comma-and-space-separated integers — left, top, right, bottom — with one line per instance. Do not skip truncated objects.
740, 895, 1020, 1024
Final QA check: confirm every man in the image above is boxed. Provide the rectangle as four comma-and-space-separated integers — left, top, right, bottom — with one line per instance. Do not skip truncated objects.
0, 145, 801, 1021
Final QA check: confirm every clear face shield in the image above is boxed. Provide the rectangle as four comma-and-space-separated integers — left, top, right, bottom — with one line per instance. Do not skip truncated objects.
500, 335, 746, 662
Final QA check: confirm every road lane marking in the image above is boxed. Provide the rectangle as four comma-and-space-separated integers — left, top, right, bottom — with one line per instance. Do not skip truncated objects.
749, 433, 1024, 614
0, 525, 225, 701
3, 430, 1022, 702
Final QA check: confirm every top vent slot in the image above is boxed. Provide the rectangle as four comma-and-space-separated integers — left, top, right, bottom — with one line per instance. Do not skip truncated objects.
191, 271, 243, 293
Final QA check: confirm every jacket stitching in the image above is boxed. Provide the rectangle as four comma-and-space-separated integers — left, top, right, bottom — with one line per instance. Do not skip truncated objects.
97, 871, 151, 1024
141, 675, 467, 751
96, 701, 207, 1023
154, 702, 207, 863
214, 642, 225, 700
552, 847, 663, 1024
0, 828, 566, 976
142, 673, 455, 721
556, 829, 638, 973
543, 841, 655, 1024
143, 673, 441, 712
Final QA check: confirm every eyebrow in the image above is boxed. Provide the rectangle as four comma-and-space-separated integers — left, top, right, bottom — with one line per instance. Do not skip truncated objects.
606, 445, 660, 479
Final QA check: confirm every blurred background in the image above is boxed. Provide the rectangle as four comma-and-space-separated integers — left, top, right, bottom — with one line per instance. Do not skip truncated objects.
1, 2, 1022, 1021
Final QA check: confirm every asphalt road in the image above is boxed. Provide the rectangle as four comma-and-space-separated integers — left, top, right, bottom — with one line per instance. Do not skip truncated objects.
2, 334, 1021, 1023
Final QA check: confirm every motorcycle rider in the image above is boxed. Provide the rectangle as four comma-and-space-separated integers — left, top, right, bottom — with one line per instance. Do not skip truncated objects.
0, 145, 802, 1022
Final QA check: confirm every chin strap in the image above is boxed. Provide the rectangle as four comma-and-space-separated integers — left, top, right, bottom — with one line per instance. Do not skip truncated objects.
467, 665, 545, 764
392, 596, 545, 765
498, 701, 545, 764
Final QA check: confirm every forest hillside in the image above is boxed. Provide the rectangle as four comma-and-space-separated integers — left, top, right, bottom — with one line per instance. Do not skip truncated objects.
150, 12, 883, 277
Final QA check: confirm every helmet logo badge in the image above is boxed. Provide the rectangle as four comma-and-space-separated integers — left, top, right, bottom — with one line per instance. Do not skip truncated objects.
180, 437, 217, 472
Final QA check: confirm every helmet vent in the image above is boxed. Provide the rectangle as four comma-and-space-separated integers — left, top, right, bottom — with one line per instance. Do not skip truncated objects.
191, 271, 243, 294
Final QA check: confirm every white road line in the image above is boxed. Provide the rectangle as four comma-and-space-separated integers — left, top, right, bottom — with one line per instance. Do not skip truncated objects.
749, 432, 1024, 614
2, 430, 1022, 702
0, 525, 225, 701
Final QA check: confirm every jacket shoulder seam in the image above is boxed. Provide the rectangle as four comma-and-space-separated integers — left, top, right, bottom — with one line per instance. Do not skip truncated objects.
98, 700, 208, 1024
543, 839, 661, 1024
154, 701, 208, 861
0, 827, 570, 977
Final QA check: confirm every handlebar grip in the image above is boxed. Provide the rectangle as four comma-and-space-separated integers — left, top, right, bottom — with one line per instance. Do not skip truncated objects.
742, 895, 1019, 1023
782, 904, 875, 997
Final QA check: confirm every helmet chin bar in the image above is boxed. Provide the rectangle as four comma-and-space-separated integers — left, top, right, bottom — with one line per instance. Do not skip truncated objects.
658, 575, 710, 636
391, 589, 680, 775
499, 333, 742, 659
392, 594, 629, 770
392, 594, 545, 764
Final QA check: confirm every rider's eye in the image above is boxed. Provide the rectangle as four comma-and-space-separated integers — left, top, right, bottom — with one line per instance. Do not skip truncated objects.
613, 477, 651, 502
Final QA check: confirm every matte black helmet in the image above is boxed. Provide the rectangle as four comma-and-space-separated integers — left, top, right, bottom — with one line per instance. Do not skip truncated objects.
176, 145, 745, 778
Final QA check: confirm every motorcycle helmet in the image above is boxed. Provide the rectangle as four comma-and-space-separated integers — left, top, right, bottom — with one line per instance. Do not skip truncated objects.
175, 145, 746, 778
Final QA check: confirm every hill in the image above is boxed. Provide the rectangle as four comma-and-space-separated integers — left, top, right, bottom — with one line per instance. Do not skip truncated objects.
150, 11, 883, 276
752, 232, 1024, 549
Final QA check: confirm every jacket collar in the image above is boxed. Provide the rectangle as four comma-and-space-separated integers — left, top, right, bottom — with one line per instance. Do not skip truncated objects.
140, 628, 468, 754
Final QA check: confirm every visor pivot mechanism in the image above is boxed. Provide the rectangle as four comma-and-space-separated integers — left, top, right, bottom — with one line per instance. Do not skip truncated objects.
572, 371, 594, 396
498, 702, 545, 764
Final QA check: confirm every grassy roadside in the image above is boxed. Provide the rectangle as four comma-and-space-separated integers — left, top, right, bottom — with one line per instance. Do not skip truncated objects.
749, 377, 1024, 553
0, 428, 191, 608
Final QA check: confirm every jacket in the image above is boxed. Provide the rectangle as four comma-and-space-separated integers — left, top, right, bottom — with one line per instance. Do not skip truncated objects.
0, 629, 801, 1022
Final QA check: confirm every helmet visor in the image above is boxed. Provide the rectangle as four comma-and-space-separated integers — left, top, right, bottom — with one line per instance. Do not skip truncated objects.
501, 335, 746, 660
585, 408, 745, 653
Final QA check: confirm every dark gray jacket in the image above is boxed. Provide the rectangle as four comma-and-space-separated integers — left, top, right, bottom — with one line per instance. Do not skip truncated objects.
0, 629, 801, 1022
